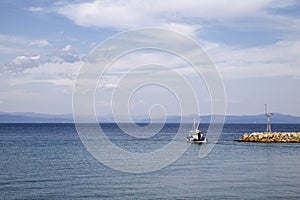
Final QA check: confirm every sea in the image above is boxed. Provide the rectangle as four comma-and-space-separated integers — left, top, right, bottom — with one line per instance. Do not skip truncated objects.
0, 123, 300, 199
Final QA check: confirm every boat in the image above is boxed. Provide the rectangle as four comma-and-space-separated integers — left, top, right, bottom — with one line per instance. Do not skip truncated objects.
186, 119, 207, 144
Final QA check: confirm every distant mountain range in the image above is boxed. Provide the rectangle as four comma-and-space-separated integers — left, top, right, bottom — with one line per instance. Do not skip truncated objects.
0, 112, 300, 123
168, 113, 300, 124
0, 112, 73, 123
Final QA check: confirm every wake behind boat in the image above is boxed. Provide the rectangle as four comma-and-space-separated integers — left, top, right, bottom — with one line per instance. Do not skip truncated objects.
186, 120, 207, 144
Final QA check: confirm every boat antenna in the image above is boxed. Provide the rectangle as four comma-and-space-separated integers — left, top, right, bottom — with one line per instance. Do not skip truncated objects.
265, 104, 273, 132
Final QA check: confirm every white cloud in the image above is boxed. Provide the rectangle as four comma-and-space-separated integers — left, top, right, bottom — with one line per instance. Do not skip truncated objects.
1, 44, 83, 75
1, 55, 43, 75
30, 40, 49, 46
32, 79, 75, 86
11, 55, 41, 65
12, 56, 30, 65
210, 39, 300, 79
30, 55, 41, 60
99, 82, 118, 89
0, 34, 28, 45
265, 0, 297, 8
164, 23, 200, 38
55, 0, 296, 29
23, 61, 81, 80
4, 60, 81, 89
27, 6, 45, 12
0, 35, 49, 47
62, 44, 72, 51
0, 35, 50, 56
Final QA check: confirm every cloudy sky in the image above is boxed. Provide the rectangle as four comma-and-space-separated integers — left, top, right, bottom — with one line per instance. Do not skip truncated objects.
0, 0, 300, 117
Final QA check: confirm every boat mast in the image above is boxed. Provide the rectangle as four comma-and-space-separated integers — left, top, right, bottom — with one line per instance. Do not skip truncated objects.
193, 118, 196, 131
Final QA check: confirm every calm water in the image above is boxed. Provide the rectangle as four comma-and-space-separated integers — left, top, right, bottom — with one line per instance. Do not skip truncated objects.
0, 123, 300, 199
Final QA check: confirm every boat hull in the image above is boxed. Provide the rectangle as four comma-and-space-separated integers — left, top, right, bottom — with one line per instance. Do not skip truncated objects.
186, 138, 207, 144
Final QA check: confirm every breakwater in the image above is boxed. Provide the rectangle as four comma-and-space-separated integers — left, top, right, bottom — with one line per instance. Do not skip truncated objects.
237, 132, 300, 143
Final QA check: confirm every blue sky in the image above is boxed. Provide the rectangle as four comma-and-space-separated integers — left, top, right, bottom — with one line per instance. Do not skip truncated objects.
0, 0, 300, 117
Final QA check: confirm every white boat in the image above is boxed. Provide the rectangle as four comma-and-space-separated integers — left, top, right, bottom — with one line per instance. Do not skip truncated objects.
186, 120, 207, 144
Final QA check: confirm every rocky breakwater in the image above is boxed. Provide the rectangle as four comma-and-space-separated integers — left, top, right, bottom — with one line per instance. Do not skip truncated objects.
238, 132, 300, 143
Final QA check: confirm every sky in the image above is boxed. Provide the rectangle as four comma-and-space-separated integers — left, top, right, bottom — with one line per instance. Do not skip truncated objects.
0, 0, 300, 117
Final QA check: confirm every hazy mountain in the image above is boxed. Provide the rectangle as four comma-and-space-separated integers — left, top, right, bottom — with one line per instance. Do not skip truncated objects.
139, 113, 300, 124
0, 112, 73, 123
0, 112, 299, 123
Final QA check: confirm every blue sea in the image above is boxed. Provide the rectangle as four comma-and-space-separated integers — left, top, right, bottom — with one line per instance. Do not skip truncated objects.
0, 123, 300, 199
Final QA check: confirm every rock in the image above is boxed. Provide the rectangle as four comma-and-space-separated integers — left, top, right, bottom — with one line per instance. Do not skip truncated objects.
238, 132, 300, 143
241, 133, 249, 141
261, 138, 267, 142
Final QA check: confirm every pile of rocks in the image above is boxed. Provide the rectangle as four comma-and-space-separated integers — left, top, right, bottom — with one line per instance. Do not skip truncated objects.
238, 132, 300, 143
